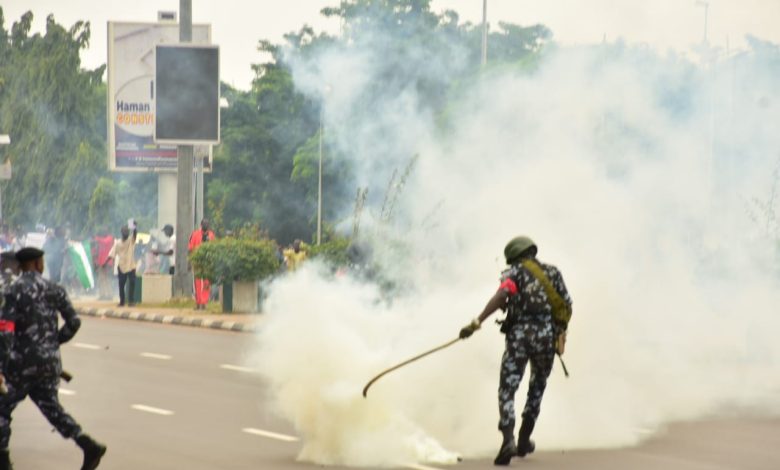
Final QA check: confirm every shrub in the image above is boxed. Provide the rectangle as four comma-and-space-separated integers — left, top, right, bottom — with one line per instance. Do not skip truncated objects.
308, 237, 351, 266
190, 238, 280, 283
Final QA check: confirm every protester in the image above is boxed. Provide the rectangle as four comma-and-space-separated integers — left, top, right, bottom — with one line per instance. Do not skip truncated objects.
153, 224, 175, 275
0, 226, 11, 253
0, 247, 106, 470
92, 228, 114, 301
0, 253, 17, 286
188, 219, 215, 310
42, 227, 67, 283
283, 239, 308, 272
108, 221, 137, 307
9, 228, 23, 252
142, 233, 160, 275
459, 236, 573, 465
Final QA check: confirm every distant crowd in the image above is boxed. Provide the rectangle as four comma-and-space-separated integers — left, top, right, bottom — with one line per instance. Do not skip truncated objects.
0, 219, 311, 308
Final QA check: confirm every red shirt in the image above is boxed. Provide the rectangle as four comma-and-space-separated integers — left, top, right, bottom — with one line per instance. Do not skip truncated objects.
188, 229, 216, 252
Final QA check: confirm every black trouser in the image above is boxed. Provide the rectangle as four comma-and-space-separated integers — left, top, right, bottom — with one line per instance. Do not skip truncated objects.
0, 373, 82, 448
118, 268, 136, 305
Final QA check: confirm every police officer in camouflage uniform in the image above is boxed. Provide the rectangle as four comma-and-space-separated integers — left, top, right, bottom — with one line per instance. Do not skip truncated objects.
0, 248, 106, 470
459, 236, 572, 465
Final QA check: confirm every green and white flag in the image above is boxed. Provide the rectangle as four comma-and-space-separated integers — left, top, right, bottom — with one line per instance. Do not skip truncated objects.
68, 241, 95, 290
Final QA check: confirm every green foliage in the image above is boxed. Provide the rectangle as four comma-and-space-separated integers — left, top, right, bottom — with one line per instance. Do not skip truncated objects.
0, 10, 106, 231
0, 10, 156, 236
309, 237, 351, 266
189, 238, 280, 283
0, 4, 552, 243
207, 81, 315, 244
208, 1, 552, 246
88, 177, 116, 229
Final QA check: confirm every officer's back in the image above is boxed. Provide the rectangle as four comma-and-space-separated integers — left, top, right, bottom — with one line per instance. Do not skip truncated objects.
4, 271, 72, 378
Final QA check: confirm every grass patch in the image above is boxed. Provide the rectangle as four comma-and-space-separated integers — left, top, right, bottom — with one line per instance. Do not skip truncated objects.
141, 297, 222, 313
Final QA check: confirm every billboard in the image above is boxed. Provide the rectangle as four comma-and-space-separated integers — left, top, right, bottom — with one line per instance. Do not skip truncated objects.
154, 45, 220, 145
107, 22, 213, 172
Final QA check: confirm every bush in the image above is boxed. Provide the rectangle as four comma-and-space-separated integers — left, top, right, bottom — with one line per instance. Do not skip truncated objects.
190, 238, 280, 283
308, 237, 351, 266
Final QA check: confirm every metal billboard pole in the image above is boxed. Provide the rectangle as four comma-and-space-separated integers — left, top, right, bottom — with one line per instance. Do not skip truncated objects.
173, 0, 194, 298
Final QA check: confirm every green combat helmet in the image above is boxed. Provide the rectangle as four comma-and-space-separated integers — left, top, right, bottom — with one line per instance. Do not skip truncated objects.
504, 236, 537, 264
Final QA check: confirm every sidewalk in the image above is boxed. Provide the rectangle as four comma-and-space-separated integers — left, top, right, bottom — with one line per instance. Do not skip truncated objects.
73, 299, 261, 333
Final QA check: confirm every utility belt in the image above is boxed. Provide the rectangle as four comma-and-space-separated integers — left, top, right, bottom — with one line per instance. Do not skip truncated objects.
498, 309, 567, 354
497, 309, 548, 334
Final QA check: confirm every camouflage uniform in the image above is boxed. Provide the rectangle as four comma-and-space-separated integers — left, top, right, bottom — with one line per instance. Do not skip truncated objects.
0, 271, 83, 449
497, 260, 571, 431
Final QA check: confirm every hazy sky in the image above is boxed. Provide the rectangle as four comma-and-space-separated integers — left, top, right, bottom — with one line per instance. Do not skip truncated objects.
3, 0, 779, 89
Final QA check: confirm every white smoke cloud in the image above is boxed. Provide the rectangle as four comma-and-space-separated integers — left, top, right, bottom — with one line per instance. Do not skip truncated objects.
249, 32, 780, 466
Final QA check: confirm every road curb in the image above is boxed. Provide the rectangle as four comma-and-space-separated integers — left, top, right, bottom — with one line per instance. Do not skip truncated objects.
76, 307, 256, 333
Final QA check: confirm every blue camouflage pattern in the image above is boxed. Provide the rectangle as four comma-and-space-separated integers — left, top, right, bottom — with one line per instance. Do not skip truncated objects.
497, 259, 571, 430
0, 271, 83, 448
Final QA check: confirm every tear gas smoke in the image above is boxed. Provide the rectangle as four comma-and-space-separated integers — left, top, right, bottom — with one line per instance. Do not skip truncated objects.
250, 35, 780, 466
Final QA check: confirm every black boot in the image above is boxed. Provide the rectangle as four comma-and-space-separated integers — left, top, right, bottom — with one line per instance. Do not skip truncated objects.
76, 434, 107, 470
0, 449, 12, 470
516, 418, 536, 458
493, 426, 516, 466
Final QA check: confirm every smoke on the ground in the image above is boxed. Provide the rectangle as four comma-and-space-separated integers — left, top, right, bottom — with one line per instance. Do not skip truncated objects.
249, 31, 780, 467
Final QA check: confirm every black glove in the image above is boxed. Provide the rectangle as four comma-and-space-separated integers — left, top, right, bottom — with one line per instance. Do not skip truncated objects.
459, 318, 481, 339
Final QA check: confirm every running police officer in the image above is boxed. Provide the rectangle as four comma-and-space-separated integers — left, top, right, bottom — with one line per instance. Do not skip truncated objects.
0, 247, 106, 470
459, 236, 572, 465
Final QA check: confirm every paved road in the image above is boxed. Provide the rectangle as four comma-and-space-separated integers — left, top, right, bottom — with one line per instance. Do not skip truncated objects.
6, 317, 779, 469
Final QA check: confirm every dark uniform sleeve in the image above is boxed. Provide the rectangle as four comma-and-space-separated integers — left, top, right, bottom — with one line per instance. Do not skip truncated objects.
51, 284, 81, 344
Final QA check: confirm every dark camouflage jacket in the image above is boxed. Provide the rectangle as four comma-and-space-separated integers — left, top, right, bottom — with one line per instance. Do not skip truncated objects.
0, 271, 81, 378
501, 258, 572, 323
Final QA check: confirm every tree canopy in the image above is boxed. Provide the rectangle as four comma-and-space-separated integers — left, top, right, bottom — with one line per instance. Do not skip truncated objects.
208, 0, 551, 244
0, 1, 551, 241
0, 8, 156, 236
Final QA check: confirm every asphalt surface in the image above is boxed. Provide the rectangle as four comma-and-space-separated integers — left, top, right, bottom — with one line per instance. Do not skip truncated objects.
6, 317, 779, 469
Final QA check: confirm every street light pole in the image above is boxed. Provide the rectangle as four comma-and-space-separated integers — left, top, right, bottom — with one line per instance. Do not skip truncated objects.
695, 1, 709, 44
481, 0, 488, 67
317, 106, 323, 246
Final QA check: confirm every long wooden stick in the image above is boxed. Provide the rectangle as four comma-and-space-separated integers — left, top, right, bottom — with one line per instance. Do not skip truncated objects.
362, 337, 461, 398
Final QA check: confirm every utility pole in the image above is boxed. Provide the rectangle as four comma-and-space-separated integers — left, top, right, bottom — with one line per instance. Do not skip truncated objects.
481, 0, 488, 67
696, 1, 709, 44
317, 106, 323, 245
173, 0, 194, 298
196, 148, 204, 224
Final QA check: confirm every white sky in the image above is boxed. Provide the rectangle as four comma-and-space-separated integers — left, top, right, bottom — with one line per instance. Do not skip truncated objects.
2, 0, 779, 90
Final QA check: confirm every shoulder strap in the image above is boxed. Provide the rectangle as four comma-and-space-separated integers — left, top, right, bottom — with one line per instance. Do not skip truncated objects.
520, 259, 571, 328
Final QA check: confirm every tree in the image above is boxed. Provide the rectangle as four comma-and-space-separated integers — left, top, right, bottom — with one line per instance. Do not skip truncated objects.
207, 1, 551, 246
0, 9, 156, 236
0, 11, 104, 230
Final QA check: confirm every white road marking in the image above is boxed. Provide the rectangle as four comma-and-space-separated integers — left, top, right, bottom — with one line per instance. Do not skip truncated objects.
131, 404, 174, 416
220, 364, 255, 373
140, 352, 172, 360
72, 342, 101, 350
405, 464, 444, 470
241, 428, 299, 442
59, 389, 76, 396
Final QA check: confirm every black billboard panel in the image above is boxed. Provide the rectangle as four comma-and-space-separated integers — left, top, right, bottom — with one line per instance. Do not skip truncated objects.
154, 45, 219, 144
